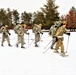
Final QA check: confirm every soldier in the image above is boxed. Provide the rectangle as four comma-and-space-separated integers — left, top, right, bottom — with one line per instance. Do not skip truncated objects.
54, 22, 70, 55
33, 24, 43, 47
49, 21, 62, 49
0, 25, 12, 46
14, 24, 29, 48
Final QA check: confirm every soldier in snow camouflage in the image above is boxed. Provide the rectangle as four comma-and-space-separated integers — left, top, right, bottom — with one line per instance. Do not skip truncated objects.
0, 25, 12, 46
49, 21, 62, 49
33, 24, 43, 47
14, 24, 29, 48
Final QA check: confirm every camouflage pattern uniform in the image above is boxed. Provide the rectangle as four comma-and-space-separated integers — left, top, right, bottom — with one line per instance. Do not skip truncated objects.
14, 24, 29, 48
33, 24, 43, 47
0, 26, 11, 46
49, 21, 62, 49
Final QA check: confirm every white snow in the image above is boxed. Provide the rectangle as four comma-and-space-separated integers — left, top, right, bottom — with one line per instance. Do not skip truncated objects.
0, 30, 76, 75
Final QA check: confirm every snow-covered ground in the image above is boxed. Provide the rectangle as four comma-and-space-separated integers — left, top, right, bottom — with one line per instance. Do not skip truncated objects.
0, 30, 76, 75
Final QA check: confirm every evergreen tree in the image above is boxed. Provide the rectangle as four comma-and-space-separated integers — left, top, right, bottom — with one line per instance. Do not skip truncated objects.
12, 9, 19, 24
33, 11, 45, 24
21, 11, 32, 25
7, 8, 12, 25
40, 0, 59, 29
0, 9, 10, 26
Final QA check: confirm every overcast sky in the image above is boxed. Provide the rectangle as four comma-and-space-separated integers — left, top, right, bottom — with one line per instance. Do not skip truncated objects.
0, 0, 76, 16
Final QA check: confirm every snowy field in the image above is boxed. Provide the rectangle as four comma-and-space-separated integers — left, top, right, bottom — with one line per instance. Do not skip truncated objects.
0, 29, 76, 75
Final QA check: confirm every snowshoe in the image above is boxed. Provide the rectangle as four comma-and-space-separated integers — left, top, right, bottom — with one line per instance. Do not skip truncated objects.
54, 50, 59, 53
60, 53, 69, 57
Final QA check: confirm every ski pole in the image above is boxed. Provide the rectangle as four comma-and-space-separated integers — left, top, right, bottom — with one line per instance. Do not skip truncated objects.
43, 46, 51, 53
30, 38, 34, 46
44, 40, 52, 49
28, 33, 29, 48
66, 35, 70, 53
40, 33, 43, 41
38, 33, 43, 46
29, 34, 33, 40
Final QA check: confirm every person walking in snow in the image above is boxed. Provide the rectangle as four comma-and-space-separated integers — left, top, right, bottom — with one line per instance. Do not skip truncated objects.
14, 24, 29, 48
33, 24, 43, 47
49, 21, 62, 49
0, 25, 12, 46
54, 22, 70, 56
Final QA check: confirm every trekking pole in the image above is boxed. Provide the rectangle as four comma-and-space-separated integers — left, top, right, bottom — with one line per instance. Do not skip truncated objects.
28, 33, 29, 48
29, 34, 33, 40
40, 33, 43, 42
44, 40, 52, 49
66, 35, 70, 53
38, 33, 43, 46
27, 28, 30, 48
43, 46, 51, 53
27, 29, 33, 47
30, 38, 34, 46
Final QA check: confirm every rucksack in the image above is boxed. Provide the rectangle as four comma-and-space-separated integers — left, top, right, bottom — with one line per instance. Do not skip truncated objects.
33, 24, 41, 34
49, 22, 62, 36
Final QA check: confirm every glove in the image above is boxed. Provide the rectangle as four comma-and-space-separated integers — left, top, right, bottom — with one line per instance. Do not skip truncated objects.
37, 33, 39, 34
55, 37, 58, 42
26, 29, 28, 31
54, 36, 58, 42
27, 33, 29, 35
55, 26, 57, 28
67, 33, 70, 36
9, 33, 11, 35
41, 32, 43, 34
3, 32, 5, 35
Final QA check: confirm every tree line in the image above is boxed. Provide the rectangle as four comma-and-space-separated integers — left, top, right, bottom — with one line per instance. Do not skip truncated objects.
0, 0, 76, 29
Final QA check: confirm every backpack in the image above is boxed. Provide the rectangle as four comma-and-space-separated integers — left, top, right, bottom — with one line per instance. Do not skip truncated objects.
49, 22, 62, 36
33, 24, 41, 34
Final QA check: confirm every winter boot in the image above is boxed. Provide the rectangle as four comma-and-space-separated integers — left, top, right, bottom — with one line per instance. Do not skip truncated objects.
51, 46, 54, 50
35, 44, 38, 47
21, 46, 25, 48
16, 44, 18, 47
1, 44, 4, 46
8, 44, 12, 47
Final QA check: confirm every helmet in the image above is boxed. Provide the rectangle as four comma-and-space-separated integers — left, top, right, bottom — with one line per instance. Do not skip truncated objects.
39, 24, 42, 27
62, 21, 67, 24
5, 25, 8, 28
54, 21, 62, 25
24, 24, 27, 29
1, 26, 6, 31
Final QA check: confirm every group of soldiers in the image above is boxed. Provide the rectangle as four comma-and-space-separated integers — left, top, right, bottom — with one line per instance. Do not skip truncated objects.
0, 23, 43, 48
0, 21, 71, 56
0, 24, 29, 48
